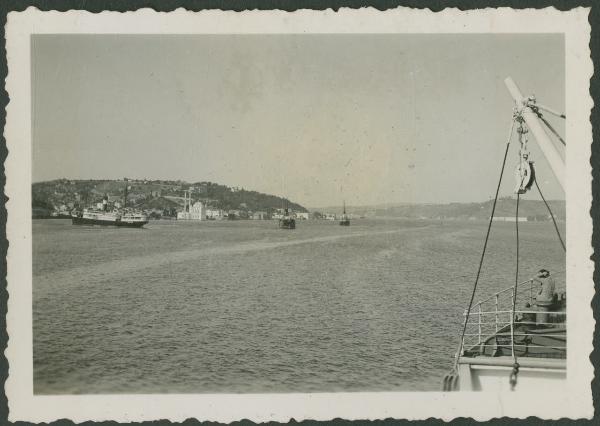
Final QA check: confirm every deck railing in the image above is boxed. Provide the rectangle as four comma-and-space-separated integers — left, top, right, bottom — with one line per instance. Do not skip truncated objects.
458, 275, 566, 359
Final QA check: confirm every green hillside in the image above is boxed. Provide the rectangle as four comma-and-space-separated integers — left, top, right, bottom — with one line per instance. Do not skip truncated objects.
32, 179, 307, 217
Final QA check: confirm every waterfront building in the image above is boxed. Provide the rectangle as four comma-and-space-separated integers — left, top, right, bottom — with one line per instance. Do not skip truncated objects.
491, 216, 528, 222
177, 190, 205, 220
206, 208, 224, 220
252, 211, 268, 220
227, 210, 243, 220
295, 212, 309, 220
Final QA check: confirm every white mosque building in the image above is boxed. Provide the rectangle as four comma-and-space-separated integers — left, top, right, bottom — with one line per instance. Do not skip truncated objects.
177, 190, 205, 220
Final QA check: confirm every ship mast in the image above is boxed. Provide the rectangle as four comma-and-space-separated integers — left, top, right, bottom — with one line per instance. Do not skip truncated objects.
504, 77, 565, 190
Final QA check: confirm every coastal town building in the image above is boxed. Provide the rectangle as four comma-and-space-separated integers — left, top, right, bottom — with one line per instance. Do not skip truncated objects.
491, 216, 528, 222
272, 208, 286, 220
177, 201, 205, 220
228, 210, 246, 219
205, 208, 224, 220
252, 211, 268, 220
177, 191, 205, 220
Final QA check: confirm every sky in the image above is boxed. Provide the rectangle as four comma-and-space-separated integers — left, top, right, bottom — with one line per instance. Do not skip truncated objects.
32, 34, 565, 207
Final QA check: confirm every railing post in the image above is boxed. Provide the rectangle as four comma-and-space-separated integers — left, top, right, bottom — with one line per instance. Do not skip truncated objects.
529, 279, 534, 306
461, 308, 468, 355
478, 303, 482, 344
495, 293, 499, 333
510, 287, 515, 357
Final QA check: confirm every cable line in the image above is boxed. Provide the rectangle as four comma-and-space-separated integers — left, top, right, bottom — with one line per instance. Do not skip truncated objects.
451, 119, 515, 375
536, 103, 566, 120
536, 112, 566, 146
534, 177, 566, 252
509, 193, 521, 391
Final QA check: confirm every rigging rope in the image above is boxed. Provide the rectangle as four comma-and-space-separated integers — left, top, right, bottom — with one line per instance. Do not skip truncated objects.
535, 103, 566, 120
509, 193, 521, 391
536, 112, 566, 146
451, 119, 515, 373
534, 177, 566, 252
446, 97, 565, 391
507, 103, 565, 390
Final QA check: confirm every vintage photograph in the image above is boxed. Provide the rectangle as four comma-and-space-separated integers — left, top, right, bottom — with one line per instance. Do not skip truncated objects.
31, 32, 568, 395
4, 7, 594, 422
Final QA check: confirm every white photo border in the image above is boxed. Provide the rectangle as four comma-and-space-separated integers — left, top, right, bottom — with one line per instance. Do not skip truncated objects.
4, 6, 594, 422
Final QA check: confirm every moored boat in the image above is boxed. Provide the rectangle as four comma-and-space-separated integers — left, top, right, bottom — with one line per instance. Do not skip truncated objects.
278, 208, 296, 229
72, 188, 148, 228
339, 200, 350, 226
72, 208, 148, 228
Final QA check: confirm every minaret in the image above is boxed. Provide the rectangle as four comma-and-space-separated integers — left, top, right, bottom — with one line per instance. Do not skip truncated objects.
185, 190, 190, 217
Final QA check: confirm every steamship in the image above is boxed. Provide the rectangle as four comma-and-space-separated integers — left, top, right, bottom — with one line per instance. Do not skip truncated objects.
72, 209, 148, 228
72, 190, 148, 228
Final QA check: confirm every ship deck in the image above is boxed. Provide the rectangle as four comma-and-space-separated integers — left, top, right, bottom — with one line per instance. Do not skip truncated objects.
462, 322, 566, 359
449, 277, 567, 391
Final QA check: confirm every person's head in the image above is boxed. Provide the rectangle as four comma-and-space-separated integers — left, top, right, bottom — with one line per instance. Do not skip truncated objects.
537, 269, 550, 278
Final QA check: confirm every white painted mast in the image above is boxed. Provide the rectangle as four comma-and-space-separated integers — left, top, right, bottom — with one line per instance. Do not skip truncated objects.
504, 77, 565, 190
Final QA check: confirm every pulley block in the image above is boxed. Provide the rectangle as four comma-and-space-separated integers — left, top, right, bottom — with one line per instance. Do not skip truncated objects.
514, 160, 535, 194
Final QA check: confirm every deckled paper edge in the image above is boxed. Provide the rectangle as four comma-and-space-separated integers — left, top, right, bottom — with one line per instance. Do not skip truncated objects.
3, 6, 594, 423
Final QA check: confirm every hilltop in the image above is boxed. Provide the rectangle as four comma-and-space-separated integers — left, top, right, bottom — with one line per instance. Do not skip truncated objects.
32, 179, 308, 217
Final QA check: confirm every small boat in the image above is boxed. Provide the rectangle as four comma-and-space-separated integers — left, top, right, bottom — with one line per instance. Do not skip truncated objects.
278, 208, 296, 229
339, 201, 350, 226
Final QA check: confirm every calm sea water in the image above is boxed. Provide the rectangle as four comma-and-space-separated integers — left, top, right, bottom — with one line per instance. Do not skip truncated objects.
33, 218, 565, 394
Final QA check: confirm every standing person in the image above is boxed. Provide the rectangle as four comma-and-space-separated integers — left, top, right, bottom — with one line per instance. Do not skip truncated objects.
533, 269, 556, 305
532, 269, 556, 325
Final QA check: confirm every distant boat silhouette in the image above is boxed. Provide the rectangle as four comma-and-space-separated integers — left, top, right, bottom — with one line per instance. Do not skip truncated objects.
278, 203, 296, 230
339, 200, 350, 226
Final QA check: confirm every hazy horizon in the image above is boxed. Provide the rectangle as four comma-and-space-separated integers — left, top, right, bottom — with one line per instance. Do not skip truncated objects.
32, 34, 565, 206
306, 198, 566, 211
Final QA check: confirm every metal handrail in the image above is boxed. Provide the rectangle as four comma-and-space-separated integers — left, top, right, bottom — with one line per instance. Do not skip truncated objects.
475, 275, 566, 307
464, 332, 566, 337
465, 310, 566, 316
458, 275, 567, 358
464, 344, 567, 350
465, 322, 564, 328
